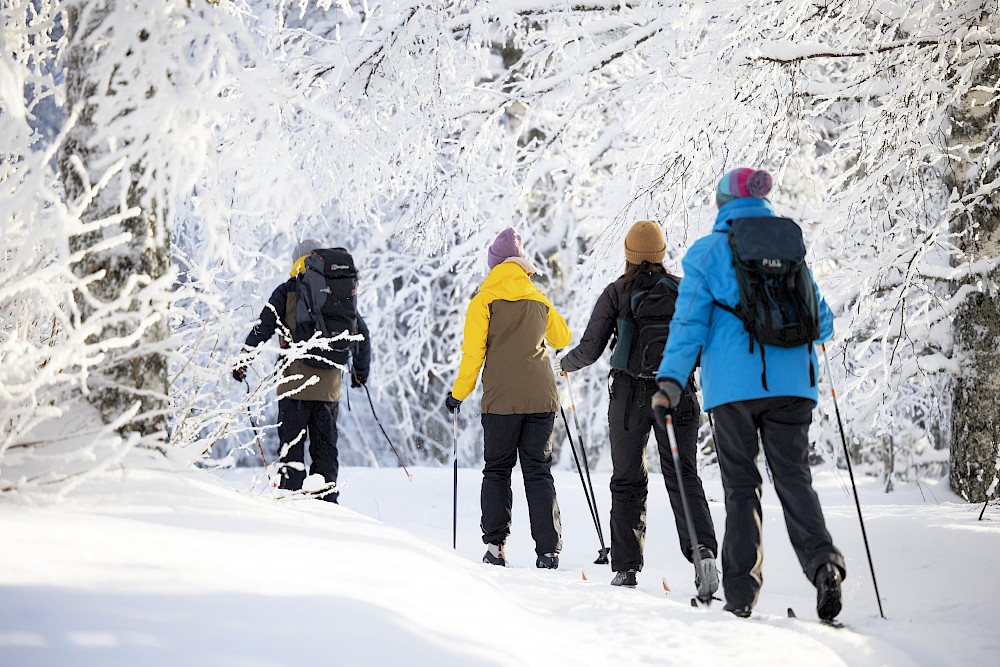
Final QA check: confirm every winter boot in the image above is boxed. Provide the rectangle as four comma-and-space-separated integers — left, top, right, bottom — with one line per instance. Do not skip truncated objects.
814, 563, 843, 621
610, 569, 638, 588
483, 543, 506, 567
724, 603, 752, 618
535, 553, 559, 569
694, 545, 719, 600
278, 465, 306, 491
302, 474, 338, 502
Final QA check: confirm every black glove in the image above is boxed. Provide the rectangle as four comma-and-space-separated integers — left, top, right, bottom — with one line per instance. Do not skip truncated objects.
232, 366, 247, 382
651, 378, 683, 429
351, 374, 367, 388
445, 392, 462, 414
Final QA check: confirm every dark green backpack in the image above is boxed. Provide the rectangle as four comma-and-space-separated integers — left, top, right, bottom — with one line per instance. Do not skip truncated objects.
610, 274, 680, 379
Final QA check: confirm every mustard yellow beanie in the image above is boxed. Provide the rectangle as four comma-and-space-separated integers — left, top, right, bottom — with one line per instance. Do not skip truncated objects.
624, 220, 666, 265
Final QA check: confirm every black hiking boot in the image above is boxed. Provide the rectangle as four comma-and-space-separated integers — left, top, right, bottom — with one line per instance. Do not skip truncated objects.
536, 553, 559, 569
814, 563, 843, 621
724, 603, 752, 618
610, 569, 638, 587
483, 543, 506, 567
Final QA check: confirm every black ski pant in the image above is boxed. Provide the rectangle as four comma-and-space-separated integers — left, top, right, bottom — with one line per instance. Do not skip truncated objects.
277, 398, 340, 493
480, 412, 562, 556
711, 396, 846, 609
608, 373, 717, 572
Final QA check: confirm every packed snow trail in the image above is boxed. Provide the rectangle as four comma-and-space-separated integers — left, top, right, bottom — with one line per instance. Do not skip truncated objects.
1, 463, 997, 666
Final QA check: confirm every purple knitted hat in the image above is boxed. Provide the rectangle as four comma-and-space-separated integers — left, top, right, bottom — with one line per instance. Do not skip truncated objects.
716, 168, 774, 207
487, 227, 525, 269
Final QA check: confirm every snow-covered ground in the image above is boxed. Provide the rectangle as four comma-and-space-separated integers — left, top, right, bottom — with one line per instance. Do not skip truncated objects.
3, 458, 997, 666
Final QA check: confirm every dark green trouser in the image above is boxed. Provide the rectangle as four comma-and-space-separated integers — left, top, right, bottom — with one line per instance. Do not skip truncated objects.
712, 396, 846, 609
480, 412, 562, 555
608, 373, 717, 572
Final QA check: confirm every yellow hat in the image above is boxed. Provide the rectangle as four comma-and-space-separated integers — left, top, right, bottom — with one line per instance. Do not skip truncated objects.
624, 220, 666, 265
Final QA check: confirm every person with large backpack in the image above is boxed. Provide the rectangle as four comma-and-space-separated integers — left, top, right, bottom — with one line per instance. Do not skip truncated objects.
233, 239, 371, 503
651, 168, 845, 621
556, 220, 719, 597
445, 227, 572, 569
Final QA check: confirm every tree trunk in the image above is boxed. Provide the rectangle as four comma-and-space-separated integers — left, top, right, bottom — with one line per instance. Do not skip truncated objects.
948, 49, 1000, 503
60, 3, 169, 441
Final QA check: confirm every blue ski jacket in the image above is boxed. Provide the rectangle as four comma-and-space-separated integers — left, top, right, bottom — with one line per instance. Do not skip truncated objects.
655, 197, 834, 410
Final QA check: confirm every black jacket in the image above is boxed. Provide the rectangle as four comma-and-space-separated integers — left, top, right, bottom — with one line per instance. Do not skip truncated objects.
245, 278, 371, 387
561, 266, 689, 383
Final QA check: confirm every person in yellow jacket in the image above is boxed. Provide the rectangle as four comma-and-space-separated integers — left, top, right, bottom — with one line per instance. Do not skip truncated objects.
445, 227, 572, 569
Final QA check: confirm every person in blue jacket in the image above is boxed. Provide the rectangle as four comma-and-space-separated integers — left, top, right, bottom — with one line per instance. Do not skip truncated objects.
651, 168, 845, 621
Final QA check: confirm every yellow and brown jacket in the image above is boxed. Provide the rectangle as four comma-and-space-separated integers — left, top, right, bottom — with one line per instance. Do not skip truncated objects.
452, 258, 572, 414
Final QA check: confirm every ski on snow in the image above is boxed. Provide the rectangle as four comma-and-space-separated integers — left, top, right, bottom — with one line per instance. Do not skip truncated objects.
274, 482, 339, 501
787, 607, 848, 630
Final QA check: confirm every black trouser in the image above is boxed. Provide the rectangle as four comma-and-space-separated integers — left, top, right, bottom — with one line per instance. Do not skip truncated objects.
608, 373, 717, 572
276, 398, 340, 491
481, 412, 562, 555
712, 396, 846, 609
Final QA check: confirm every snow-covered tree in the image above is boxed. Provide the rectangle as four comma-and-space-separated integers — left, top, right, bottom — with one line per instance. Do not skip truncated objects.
61, 1, 171, 440
3, 0, 997, 502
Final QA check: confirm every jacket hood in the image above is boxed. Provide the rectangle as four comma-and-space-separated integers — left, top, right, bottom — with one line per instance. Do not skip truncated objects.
713, 197, 775, 232
479, 260, 540, 300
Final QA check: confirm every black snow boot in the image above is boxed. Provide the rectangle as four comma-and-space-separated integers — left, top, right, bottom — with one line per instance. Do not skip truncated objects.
724, 603, 752, 618
610, 569, 638, 588
483, 543, 506, 567
535, 553, 559, 569
814, 563, 843, 621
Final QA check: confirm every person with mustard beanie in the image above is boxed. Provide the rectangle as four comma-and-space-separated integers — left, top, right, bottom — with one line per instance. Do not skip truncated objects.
556, 220, 719, 595
445, 227, 572, 569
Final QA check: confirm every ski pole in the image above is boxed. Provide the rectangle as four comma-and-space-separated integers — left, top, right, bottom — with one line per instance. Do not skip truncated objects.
559, 403, 609, 564
562, 371, 611, 564
244, 380, 276, 488
664, 415, 710, 603
822, 343, 886, 619
361, 383, 412, 480
452, 411, 459, 550
979, 443, 998, 521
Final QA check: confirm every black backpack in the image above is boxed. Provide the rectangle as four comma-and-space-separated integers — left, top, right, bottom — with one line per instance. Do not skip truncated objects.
716, 216, 820, 389
610, 271, 680, 379
293, 247, 358, 369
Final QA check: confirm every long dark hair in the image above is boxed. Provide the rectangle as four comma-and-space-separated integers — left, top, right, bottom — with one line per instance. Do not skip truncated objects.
621, 260, 668, 293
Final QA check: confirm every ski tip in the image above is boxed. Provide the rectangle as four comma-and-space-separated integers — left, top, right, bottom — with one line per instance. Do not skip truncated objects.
661, 578, 671, 593
581, 570, 588, 581
787, 607, 797, 618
